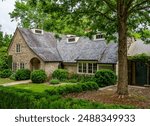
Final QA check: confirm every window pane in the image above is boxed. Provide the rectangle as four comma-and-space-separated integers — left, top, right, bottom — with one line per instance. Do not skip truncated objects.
83, 63, 86, 73
16, 44, 20, 52
93, 63, 97, 73
88, 63, 92, 73
20, 63, 24, 69
78, 63, 82, 72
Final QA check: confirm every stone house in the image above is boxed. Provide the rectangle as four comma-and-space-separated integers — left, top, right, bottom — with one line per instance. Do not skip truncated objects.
8, 27, 118, 78
128, 39, 150, 86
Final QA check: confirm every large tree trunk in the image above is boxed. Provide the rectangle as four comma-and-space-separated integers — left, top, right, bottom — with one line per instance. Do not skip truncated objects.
117, 0, 128, 95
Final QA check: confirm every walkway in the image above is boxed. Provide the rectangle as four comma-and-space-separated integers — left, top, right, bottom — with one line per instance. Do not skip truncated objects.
2, 80, 31, 86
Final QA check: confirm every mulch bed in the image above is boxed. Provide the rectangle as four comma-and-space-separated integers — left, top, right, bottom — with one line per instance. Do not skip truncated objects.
65, 85, 150, 108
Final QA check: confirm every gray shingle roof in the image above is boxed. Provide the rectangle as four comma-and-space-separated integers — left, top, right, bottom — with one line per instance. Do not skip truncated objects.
128, 39, 150, 56
19, 28, 62, 61
18, 28, 118, 63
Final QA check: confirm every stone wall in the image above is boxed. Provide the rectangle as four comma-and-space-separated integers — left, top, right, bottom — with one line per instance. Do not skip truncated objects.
64, 63, 77, 74
44, 62, 59, 79
8, 29, 44, 71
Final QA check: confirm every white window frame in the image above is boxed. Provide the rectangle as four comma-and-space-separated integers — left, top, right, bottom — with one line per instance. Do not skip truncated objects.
67, 35, 79, 43
77, 62, 98, 74
20, 63, 25, 69
16, 44, 21, 53
93, 34, 105, 41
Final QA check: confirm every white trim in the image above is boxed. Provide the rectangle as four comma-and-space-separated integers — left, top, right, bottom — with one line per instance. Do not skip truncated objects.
93, 34, 105, 41
77, 62, 98, 75
67, 36, 79, 43
31, 29, 43, 35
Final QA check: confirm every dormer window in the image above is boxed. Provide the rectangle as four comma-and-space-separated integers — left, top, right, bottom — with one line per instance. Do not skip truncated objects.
68, 37, 76, 42
32, 29, 43, 35
94, 34, 104, 40
67, 35, 79, 43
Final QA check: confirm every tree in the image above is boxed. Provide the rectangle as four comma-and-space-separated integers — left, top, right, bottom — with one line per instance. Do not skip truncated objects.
0, 29, 12, 71
10, 0, 150, 95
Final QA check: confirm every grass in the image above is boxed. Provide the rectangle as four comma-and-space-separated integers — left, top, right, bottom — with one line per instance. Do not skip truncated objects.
11, 83, 54, 92
11, 82, 77, 92
0, 78, 15, 85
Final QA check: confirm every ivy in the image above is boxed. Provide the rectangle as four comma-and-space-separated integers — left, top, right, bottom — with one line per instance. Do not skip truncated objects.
128, 53, 150, 62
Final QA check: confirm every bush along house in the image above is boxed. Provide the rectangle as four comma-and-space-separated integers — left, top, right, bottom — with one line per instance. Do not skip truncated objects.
8, 27, 118, 78
128, 39, 150, 86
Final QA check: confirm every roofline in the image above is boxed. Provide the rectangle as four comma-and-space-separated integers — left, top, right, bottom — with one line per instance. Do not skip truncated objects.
76, 59, 98, 61
17, 27, 45, 62
7, 27, 19, 53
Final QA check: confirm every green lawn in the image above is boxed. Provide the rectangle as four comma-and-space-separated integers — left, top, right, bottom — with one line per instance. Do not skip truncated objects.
0, 78, 15, 85
11, 83, 54, 92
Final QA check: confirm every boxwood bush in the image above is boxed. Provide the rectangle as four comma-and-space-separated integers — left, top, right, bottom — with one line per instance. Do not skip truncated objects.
50, 79, 60, 85
15, 69, 31, 80
52, 69, 68, 81
45, 81, 99, 95
0, 86, 135, 109
0, 69, 12, 78
95, 69, 117, 87
69, 74, 96, 82
31, 70, 47, 83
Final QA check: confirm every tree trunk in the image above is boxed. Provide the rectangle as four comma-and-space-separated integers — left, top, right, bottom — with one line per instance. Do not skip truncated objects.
117, 0, 128, 95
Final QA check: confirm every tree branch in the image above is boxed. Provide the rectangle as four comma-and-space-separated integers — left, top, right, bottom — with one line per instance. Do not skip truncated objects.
128, 0, 149, 14
103, 0, 117, 12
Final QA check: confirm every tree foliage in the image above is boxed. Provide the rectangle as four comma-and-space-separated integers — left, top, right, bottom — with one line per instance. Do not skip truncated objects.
0, 30, 12, 71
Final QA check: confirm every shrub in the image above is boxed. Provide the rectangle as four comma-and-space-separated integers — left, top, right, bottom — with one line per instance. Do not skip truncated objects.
45, 81, 99, 95
50, 79, 60, 85
15, 69, 31, 80
31, 70, 47, 83
9, 73, 16, 80
0, 86, 135, 109
52, 69, 68, 81
0, 69, 12, 78
69, 74, 96, 82
95, 69, 117, 87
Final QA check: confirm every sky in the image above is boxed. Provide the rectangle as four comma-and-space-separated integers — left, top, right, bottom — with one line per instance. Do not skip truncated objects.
0, 0, 17, 35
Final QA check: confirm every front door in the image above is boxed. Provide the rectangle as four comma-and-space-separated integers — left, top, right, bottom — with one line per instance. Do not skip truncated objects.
135, 62, 147, 86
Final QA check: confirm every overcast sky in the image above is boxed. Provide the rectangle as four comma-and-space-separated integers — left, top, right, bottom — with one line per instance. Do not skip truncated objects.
0, 0, 17, 35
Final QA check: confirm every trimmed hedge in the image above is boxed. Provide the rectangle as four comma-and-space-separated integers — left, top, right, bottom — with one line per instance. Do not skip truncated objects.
95, 69, 117, 87
31, 70, 47, 83
0, 69, 12, 78
15, 69, 31, 80
0, 86, 135, 109
52, 69, 68, 81
50, 79, 60, 85
45, 81, 99, 95
69, 74, 96, 83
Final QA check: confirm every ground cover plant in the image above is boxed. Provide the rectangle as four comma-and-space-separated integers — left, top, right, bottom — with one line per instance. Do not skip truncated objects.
0, 86, 135, 109
0, 78, 15, 85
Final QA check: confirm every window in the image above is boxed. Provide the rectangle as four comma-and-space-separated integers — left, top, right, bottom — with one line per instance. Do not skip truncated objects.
78, 62, 97, 74
16, 44, 21, 53
20, 63, 25, 69
96, 34, 103, 39
93, 63, 97, 73
12, 63, 17, 71
94, 34, 104, 40
35, 29, 43, 34
68, 37, 76, 43
88, 63, 92, 73
78, 63, 82, 72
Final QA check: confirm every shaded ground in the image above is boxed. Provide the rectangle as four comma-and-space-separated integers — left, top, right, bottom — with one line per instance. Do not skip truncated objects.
65, 85, 150, 108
